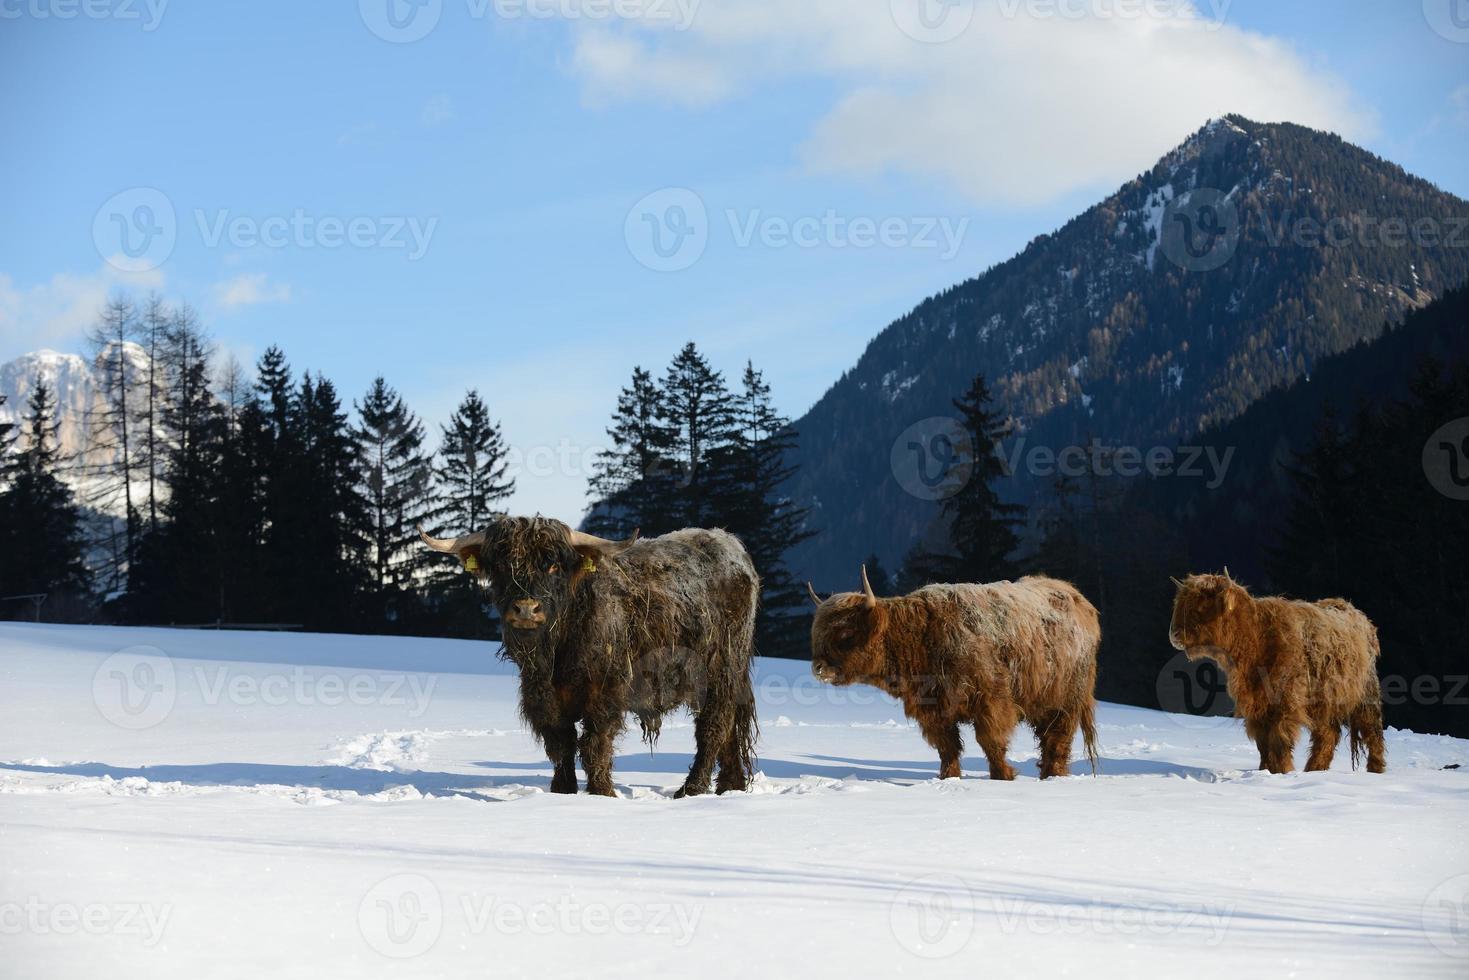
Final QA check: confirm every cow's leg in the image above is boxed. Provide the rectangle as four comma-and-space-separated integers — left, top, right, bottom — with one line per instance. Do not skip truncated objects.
1246, 714, 1297, 774
1034, 710, 1076, 779
577, 706, 624, 797
714, 681, 756, 794
676, 693, 735, 798
917, 713, 964, 780
972, 698, 1018, 780
1303, 721, 1341, 772
543, 721, 579, 794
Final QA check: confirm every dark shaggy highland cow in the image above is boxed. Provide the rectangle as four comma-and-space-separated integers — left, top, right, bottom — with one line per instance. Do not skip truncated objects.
809, 569, 1101, 780
1168, 573, 1387, 774
422, 517, 759, 797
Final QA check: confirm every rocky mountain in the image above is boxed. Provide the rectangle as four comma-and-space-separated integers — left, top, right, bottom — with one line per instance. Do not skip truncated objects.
0, 342, 152, 507
786, 116, 1469, 587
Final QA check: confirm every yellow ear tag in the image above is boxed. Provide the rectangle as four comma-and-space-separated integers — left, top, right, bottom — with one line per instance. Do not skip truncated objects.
580, 555, 597, 574
462, 554, 480, 574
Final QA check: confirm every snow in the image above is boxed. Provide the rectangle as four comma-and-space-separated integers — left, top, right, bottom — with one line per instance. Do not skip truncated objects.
2, 623, 1466, 978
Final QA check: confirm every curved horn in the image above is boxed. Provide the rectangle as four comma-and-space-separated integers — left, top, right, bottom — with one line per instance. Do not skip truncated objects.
807, 582, 822, 607
1170, 576, 1186, 589
860, 564, 877, 608
418, 525, 486, 555
567, 527, 640, 557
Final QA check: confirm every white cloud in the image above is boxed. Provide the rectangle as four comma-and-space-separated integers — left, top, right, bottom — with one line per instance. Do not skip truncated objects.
212, 273, 291, 310
0, 264, 165, 359
561, 1, 1375, 205
421, 93, 456, 127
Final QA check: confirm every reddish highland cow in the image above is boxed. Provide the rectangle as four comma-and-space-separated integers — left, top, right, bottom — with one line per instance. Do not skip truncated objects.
809, 570, 1101, 780
1168, 573, 1387, 774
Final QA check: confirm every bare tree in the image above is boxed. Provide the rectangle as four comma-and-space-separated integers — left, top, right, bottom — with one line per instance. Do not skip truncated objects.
87, 294, 141, 573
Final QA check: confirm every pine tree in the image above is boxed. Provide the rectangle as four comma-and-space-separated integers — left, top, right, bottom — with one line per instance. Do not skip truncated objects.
291, 373, 371, 628
586, 366, 677, 536
717, 361, 815, 654
428, 390, 513, 635
660, 342, 736, 529
126, 315, 227, 623
0, 380, 89, 609
355, 377, 436, 622
138, 293, 171, 533
87, 295, 141, 575
906, 373, 1023, 585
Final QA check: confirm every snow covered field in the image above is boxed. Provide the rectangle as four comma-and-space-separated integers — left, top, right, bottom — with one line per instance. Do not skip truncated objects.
1, 623, 1466, 978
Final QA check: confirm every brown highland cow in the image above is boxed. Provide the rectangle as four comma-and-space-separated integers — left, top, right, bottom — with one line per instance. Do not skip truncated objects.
1168, 573, 1386, 774
809, 570, 1101, 780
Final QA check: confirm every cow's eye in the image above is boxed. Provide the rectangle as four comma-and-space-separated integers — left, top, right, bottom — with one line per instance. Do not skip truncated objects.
547, 564, 559, 576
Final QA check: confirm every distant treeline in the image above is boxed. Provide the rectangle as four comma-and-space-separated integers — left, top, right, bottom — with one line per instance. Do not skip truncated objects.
0, 298, 815, 653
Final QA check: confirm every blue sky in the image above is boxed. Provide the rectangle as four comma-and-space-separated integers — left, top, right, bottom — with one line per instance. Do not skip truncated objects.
2, 0, 1467, 519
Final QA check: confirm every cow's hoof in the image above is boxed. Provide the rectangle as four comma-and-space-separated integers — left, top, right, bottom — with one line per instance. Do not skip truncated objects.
672, 784, 707, 799
585, 785, 617, 798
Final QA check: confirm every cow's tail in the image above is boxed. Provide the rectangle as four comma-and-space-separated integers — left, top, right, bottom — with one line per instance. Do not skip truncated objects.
1349, 672, 1388, 774
1080, 698, 1100, 776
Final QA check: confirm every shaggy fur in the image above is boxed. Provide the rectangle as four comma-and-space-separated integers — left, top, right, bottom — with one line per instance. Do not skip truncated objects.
810, 574, 1101, 780
452, 517, 759, 797
1168, 573, 1386, 774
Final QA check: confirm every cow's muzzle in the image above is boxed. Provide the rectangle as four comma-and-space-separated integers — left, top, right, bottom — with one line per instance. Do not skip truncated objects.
505, 599, 547, 630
